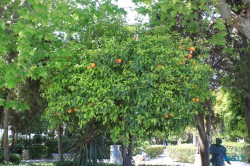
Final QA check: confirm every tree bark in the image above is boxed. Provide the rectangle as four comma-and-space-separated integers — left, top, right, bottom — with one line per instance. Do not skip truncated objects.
58, 124, 64, 161
217, 0, 250, 40
244, 97, 250, 140
205, 100, 212, 147
122, 135, 134, 166
196, 112, 210, 166
3, 92, 11, 164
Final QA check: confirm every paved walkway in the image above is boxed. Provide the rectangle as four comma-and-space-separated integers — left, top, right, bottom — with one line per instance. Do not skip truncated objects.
21, 158, 250, 166
137, 156, 250, 166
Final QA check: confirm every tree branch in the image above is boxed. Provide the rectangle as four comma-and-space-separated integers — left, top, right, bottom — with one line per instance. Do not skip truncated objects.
217, 0, 232, 19
3, 18, 20, 24
217, 0, 250, 40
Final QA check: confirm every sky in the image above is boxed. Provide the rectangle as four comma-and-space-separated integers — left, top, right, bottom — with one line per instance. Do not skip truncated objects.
115, 0, 149, 24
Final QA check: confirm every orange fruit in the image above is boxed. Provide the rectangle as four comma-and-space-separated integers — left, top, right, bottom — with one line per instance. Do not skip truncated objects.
178, 46, 183, 50
169, 113, 173, 117
195, 98, 200, 102
68, 109, 72, 113
189, 47, 195, 52
184, 57, 188, 61
91, 63, 96, 68
179, 62, 183, 65
188, 54, 193, 58
115, 58, 122, 64
192, 98, 196, 102
87, 66, 91, 70
192, 61, 196, 65
74, 108, 78, 112
164, 114, 169, 119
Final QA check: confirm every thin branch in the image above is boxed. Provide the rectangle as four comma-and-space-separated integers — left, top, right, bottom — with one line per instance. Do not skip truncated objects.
217, 0, 233, 19
3, 18, 21, 24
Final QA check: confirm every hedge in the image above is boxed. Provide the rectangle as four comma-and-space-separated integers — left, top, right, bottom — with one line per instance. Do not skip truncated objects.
144, 145, 165, 158
27, 145, 48, 159
223, 142, 250, 162
0, 153, 21, 165
45, 140, 58, 157
166, 144, 197, 163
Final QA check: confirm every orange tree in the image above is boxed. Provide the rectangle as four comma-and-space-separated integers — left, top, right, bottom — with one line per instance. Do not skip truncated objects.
133, 0, 234, 165
0, 0, 125, 163
41, 22, 213, 165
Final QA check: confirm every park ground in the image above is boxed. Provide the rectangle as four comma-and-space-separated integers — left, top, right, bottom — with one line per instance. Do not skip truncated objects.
137, 156, 250, 166
21, 157, 250, 166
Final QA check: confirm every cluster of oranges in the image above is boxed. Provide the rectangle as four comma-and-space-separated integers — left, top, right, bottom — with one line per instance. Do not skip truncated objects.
164, 113, 174, 119
87, 58, 123, 69
179, 46, 196, 65
192, 98, 200, 102
67, 108, 78, 113
87, 63, 96, 69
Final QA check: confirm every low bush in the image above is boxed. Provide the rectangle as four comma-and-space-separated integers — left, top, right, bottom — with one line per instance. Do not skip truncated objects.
27, 145, 48, 159
223, 142, 250, 162
9, 153, 22, 164
33, 135, 43, 145
134, 141, 150, 155
55, 161, 121, 166
144, 145, 164, 158
166, 144, 196, 163
45, 139, 58, 157
56, 160, 77, 166
0, 153, 21, 165
244, 144, 250, 162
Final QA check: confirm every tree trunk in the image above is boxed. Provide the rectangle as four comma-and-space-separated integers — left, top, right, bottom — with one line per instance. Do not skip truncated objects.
122, 135, 134, 166
196, 112, 210, 166
58, 124, 64, 161
217, 0, 250, 40
205, 100, 212, 147
244, 97, 250, 140
3, 92, 11, 164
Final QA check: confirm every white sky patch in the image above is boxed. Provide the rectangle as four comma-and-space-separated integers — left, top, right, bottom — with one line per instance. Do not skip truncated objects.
115, 0, 149, 24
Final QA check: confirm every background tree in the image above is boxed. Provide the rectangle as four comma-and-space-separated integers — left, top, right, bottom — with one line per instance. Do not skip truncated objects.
0, 0, 53, 163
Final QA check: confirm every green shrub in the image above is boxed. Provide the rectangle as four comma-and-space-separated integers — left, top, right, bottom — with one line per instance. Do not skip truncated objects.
45, 139, 58, 157
102, 145, 111, 159
244, 144, 250, 163
0, 152, 4, 163
56, 160, 77, 166
33, 135, 43, 145
23, 163, 54, 166
15, 145, 24, 154
27, 145, 48, 159
223, 142, 250, 162
98, 163, 120, 166
134, 141, 150, 155
62, 136, 71, 153
166, 144, 197, 163
9, 153, 21, 164
144, 145, 164, 158
0, 153, 21, 165
55, 161, 121, 166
